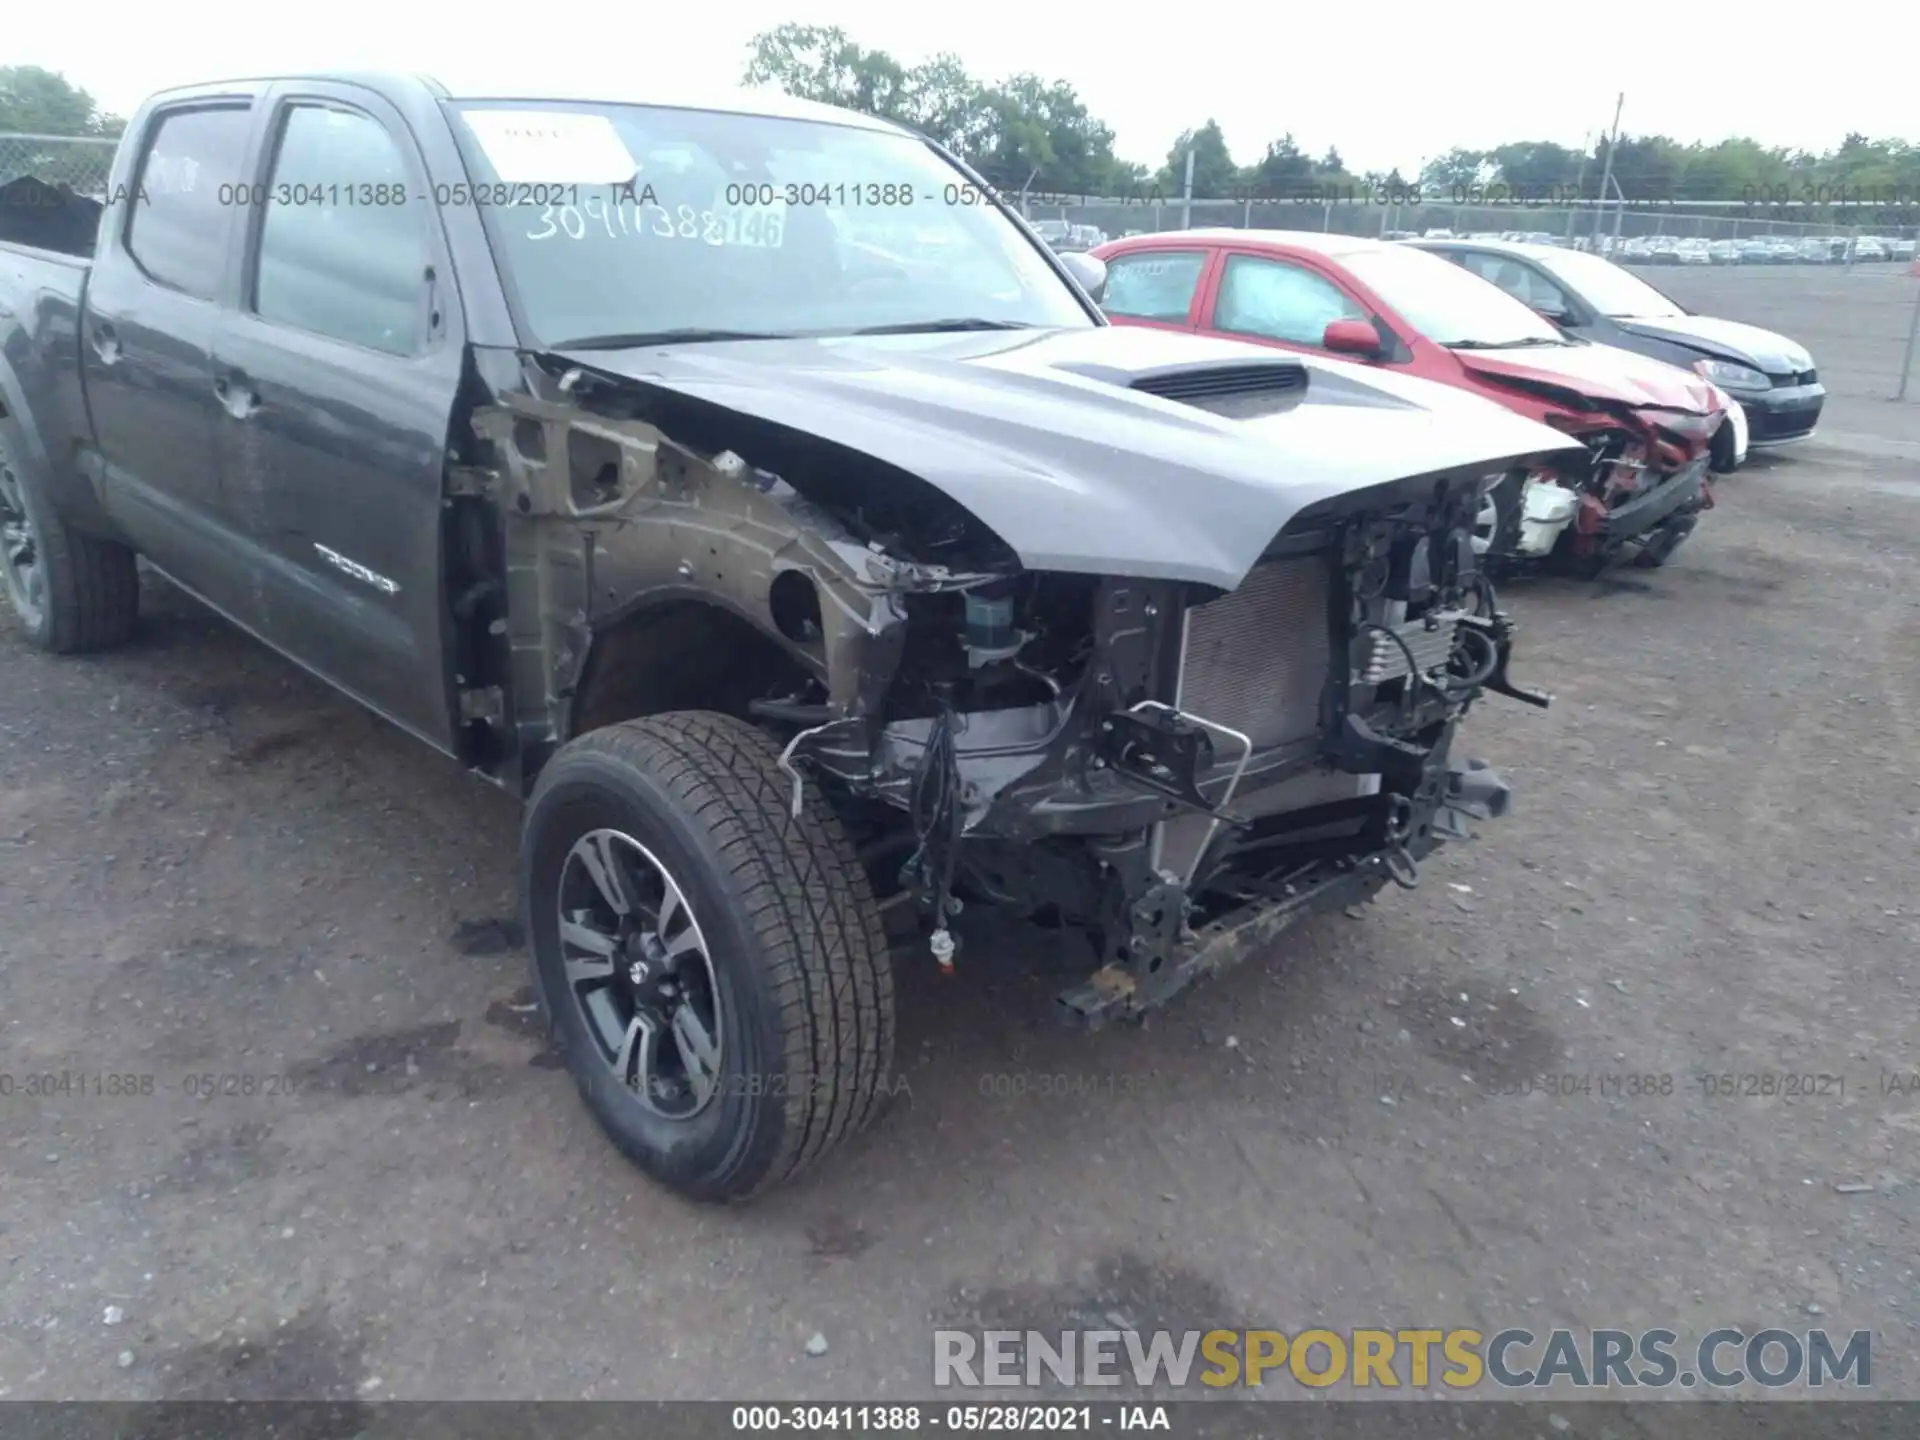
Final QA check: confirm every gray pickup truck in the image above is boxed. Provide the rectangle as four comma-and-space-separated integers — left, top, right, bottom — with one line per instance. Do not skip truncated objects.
0, 73, 1574, 1200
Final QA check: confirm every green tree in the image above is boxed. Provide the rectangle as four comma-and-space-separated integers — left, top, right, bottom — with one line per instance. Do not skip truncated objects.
741, 29, 1920, 214
0, 65, 122, 136
1825, 132, 1913, 189
1158, 121, 1237, 198
897, 53, 988, 156
1598, 134, 1683, 200
742, 28, 1121, 195
1420, 147, 1492, 193
1675, 137, 1791, 199
742, 24, 909, 119
1245, 134, 1314, 195
973, 74, 1120, 194
1487, 141, 1581, 191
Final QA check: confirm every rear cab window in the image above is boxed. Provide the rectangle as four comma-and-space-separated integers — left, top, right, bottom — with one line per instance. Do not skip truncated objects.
124, 105, 255, 299
1101, 250, 1209, 323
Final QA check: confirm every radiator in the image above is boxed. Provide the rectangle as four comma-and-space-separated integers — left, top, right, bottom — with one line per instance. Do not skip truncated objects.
1155, 555, 1365, 882
1175, 554, 1333, 750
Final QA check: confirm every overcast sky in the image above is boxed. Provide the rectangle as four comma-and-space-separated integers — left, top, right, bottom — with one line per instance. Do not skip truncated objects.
15, 0, 1913, 174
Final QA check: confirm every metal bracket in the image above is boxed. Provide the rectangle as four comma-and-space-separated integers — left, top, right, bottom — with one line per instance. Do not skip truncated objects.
1127, 701, 1252, 887
1096, 709, 1217, 813
1444, 757, 1512, 821
1460, 613, 1553, 710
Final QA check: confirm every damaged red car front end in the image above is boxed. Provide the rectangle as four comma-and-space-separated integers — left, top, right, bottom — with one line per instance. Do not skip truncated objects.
1452, 347, 1723, 574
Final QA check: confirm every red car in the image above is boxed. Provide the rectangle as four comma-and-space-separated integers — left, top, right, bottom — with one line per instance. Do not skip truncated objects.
1091, 230, 1727, 573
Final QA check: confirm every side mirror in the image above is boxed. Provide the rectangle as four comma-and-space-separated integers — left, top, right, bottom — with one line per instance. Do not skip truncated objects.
1059, 251, 1107, 304
1323, 318, 1384, 357
1533, 302, 1570, 325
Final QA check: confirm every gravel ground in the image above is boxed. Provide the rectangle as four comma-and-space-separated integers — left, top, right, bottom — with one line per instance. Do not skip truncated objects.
1, 271, 1916, 1406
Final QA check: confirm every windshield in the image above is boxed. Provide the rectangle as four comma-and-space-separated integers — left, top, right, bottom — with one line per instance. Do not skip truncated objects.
1343, 247, 1563, 348
1529, 248, 1685, 318
448, 102, 1094, 346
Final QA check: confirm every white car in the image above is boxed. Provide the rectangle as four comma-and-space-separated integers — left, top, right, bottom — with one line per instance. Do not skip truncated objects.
1707, 381, 1747, 471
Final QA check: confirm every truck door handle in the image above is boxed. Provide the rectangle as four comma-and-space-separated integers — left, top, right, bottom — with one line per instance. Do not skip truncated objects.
89, 321, 120, 365
214, 372, 261, 420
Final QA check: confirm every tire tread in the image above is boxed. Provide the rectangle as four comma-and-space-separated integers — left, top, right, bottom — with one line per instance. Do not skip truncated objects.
1, 437, 139, 653
45, 520, 140, 653
534, 712, 892, 1198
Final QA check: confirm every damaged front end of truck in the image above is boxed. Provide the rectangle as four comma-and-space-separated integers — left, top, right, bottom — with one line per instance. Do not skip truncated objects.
459, 346, 1565, 1025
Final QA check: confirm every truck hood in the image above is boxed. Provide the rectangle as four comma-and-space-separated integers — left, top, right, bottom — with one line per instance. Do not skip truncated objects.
553, 326, 1579, 591
1451, 339, 1722, 415
1610, 314, 1814, 374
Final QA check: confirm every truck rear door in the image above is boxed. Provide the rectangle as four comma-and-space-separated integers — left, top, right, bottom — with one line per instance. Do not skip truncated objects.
81, 92, 260, 595
209, 81, 466, 752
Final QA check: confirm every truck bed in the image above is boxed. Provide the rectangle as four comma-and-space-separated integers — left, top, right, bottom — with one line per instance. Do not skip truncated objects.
0, 237, 93, 493
0, 174, 103, 258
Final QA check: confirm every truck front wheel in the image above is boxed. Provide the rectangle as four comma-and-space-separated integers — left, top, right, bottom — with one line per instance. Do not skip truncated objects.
0, 434, 138, 652
521, 712, 894, 1201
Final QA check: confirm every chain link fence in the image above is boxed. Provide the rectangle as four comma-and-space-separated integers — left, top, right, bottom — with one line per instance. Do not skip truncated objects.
0, 133, 118, 195
1023, 194, 1920, 252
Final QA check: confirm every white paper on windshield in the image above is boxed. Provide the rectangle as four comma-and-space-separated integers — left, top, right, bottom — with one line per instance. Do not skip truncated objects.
462, 110, 637, 184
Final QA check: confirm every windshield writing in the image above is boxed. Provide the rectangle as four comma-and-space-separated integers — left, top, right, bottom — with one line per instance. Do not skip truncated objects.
451, 103, 1093, 346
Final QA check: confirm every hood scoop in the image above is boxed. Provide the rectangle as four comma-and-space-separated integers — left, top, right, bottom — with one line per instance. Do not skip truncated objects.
1130, 360, 1310, 414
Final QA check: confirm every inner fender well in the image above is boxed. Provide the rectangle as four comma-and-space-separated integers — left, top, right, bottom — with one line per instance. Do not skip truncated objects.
571, 598, 811, 737
469, 388, 931, 778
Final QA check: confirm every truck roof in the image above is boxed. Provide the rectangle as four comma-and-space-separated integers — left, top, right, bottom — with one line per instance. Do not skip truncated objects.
143, 72, 907, 137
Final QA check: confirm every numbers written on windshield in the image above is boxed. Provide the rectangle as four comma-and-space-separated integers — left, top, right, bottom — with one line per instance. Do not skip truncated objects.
526, 194, 785, 248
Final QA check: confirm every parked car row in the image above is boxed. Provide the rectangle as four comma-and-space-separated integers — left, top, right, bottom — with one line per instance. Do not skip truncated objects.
1612, 233, 1914, 265
1090, 227, 1821, 576
1031, 218, 1109, 253
1454, 230, 1567, 248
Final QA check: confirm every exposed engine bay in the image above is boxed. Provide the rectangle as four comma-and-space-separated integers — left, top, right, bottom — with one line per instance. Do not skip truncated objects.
458, 347, 1560, 1025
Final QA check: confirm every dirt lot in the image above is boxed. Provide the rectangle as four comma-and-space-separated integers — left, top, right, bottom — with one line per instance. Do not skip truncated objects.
2, 268, 1917, 1406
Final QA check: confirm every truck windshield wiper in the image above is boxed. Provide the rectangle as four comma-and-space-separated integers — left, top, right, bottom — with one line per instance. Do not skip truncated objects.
549, 328, 790, 350
851, 318, 1037, 335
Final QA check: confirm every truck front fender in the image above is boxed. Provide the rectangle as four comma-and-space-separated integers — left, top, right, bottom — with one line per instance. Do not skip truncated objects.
467, 392, 946, 786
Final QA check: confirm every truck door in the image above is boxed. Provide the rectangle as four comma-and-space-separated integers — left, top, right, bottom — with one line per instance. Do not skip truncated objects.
210, 84, 465, 753
81, 96, 259, 596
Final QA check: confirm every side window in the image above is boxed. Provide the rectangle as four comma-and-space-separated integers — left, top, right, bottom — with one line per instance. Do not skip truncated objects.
1460, 253, 1567, 312
125, 106, 254, 300
1102, 250, 1208, 322
253, 105, 429, 355
1213, 255, 1364, 346
1457, 253, 1514, 293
